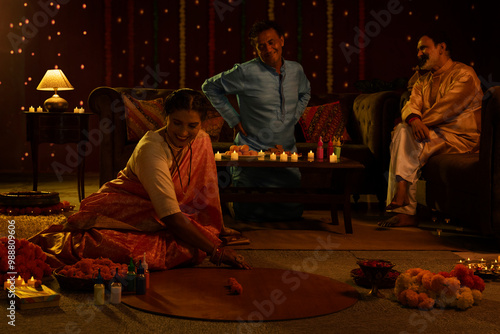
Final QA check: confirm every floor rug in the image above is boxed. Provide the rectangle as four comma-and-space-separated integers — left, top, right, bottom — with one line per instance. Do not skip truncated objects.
229, 219, 469, 251
121, 267, 359, 321
0, 213, 67, 240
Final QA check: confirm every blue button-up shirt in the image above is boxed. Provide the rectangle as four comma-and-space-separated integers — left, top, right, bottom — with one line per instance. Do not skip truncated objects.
202, 58, 311, 151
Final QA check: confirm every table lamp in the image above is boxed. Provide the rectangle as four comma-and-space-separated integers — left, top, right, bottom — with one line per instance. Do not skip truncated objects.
36, 69, 74, 112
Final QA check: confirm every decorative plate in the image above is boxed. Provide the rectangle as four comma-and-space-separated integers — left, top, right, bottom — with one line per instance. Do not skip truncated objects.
350, 268, 400, 289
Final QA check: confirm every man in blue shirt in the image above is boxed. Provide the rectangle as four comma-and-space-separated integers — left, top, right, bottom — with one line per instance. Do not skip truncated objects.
202, 20, 311, 222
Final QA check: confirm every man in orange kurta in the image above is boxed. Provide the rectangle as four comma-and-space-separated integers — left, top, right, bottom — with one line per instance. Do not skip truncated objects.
380, 33, 483, 227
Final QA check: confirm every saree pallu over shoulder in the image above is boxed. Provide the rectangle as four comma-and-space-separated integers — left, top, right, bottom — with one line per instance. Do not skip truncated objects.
30, 131, 223, 270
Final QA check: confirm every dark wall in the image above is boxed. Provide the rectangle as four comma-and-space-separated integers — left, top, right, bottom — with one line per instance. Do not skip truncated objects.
0, 0, 498, 179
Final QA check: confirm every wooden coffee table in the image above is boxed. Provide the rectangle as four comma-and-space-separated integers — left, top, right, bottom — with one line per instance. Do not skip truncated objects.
216, 156, 364, 234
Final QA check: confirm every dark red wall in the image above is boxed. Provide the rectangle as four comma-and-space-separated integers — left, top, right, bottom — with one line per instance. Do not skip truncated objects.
0, 0, 498, 178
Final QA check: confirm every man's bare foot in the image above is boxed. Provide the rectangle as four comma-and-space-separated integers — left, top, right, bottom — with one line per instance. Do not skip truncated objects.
378, 214, 418, 227
385, 180, 410, 211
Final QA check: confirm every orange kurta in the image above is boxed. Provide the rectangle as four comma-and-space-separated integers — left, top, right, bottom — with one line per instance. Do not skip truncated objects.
402, 59, 482, 161
387, 60, 483, 215
30, 130, 223, 270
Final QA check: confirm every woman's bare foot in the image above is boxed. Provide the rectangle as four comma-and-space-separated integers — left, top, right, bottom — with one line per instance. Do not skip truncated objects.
221, 226, 241, 237
378, 214, 418, 227
385, 180, 410, 211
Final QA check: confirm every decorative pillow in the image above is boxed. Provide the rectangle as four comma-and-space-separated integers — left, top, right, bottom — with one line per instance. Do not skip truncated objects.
201, 108, 225, 142
122, 93, 167, 142
299, 101, 348, 143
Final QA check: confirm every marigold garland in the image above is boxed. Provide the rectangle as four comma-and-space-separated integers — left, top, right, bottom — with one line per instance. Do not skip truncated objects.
297, 0, 303, 63
326, 0, 334, 94
104, 0, 112, 86
128, 0, 135, 87
208, 0, 216, 76
268, 0, 275, 21
152, 0, 159, 86
179, 0, 186, 88
358, 0, 366, 81
240, 0, 247, 63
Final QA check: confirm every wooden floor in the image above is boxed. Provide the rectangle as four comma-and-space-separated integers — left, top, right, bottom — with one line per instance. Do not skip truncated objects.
1, 171, 497, 251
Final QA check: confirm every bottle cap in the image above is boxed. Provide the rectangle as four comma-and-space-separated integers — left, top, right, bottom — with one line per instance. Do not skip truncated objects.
112, 268, 121, 283
137, 266, 144, 275
128, 258, 135, 272
142, 252, 148, 270
95, 268, 104, 284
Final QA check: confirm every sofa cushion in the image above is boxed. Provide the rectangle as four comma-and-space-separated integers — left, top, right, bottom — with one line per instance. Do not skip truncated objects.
299, 101, 348, 143
201, 109, 225, 142
122, 93, 166, 142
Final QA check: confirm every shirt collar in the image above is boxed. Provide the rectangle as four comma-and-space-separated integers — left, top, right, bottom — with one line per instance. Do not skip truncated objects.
433, 58, 453, 76
257, 57, 286, 75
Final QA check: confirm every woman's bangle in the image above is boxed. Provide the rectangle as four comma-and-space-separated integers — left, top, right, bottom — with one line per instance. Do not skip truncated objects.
210, 244, 225, 266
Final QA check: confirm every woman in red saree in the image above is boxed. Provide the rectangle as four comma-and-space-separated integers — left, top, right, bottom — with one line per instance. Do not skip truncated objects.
30, 89, 250, 270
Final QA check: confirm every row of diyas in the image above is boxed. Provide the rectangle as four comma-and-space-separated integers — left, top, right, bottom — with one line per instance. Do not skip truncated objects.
214, 149, 339, 162
458, 257, 500, 275
214, 150, 299, 161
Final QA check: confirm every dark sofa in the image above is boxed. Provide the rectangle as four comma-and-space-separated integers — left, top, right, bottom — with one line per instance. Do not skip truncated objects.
87, 87, 401, 204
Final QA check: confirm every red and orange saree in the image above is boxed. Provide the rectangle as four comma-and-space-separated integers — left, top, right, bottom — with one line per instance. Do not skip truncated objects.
30, 131, 223, 270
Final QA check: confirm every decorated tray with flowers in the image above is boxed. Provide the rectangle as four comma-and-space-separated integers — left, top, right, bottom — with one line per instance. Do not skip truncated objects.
54, 258, 127, 291
351, 259, 400, 289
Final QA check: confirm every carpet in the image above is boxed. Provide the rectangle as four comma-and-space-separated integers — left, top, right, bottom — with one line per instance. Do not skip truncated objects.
121, 267, 359, 321
228, 213, 469, 251
0, 214, 67, 240
1, 211, 470, 252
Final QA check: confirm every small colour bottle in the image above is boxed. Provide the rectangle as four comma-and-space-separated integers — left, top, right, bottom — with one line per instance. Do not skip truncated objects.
142, 252, 150, 289
110, 268, 122, 304
327, 139, 334, 157
94, 268, 105, 305
136, 263, 146, 295
125, 258, 136, 293
317, 136, 324, 161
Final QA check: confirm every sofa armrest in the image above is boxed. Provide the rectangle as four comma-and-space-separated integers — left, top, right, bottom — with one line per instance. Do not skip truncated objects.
351, 91, 400, 170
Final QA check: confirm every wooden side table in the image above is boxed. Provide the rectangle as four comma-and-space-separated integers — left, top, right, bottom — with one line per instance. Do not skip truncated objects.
25, 112, 92, 202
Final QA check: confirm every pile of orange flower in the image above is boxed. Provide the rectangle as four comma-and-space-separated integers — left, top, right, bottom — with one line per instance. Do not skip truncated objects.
394, 264, 485, 310
0, 237, 53, 283
227, 277, 243, 295
58, 258, 127, 280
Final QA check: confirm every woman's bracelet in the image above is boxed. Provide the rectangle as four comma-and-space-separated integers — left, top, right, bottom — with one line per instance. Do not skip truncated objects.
210, 244, 225, 266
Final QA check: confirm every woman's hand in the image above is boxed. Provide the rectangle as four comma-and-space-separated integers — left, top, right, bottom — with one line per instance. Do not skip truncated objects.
221, 247, 252, 270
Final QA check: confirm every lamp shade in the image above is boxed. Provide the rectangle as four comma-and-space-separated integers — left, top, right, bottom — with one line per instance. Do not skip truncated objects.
37, 69, 74, 112
37, 69, 74, 91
